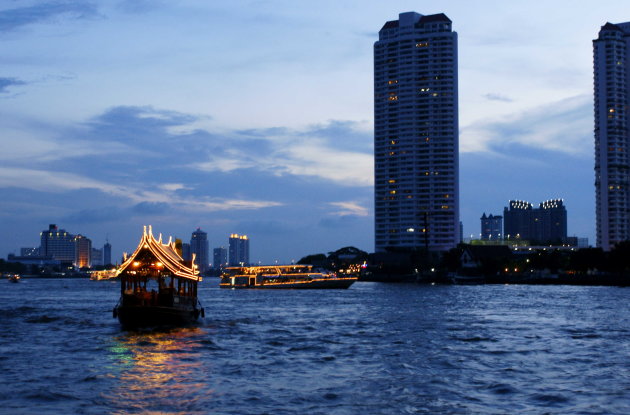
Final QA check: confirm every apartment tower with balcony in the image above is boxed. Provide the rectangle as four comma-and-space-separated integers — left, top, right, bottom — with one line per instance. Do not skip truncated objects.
374, 12, 459, 252
594, 22, 630, 250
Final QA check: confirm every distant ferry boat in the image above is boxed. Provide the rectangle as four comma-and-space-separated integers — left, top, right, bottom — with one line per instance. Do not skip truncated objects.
220, 265, 357, 289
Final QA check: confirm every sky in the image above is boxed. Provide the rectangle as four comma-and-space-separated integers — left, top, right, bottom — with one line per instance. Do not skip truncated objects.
0, 0, 627, 264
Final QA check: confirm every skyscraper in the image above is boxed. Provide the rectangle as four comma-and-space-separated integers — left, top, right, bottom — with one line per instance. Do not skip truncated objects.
503, 199, 567, 243
594, 22, 630, 250
229, 234, 249, 266
103, 241, 112, 265
374, 12, 459, 252
213, 247, 227, 269
74, 234, 92, 268
190, 228, 209, 273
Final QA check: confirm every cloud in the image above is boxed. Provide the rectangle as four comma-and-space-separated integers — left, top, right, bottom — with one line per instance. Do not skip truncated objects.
132, 201, 170, 215
197, 120, 373, 187
483, 93, 513, 103
0, 77, 26, 93
0, 1, 98, 33
328, 201, 369, 217
461, 94, 591, 155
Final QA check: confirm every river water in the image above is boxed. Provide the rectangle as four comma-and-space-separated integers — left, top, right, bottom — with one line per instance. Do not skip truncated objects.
0, 278, 628, 414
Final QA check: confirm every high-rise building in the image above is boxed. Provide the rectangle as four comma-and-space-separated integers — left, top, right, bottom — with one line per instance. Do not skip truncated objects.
40, 224, 75, 262
74, 234, 92, 268
480, 213, 503, 240
91, 247, 103, 267
190, 228, 209, 273
374, 12, 459, 252
503, 199, 567, 243
103, 241, 112, 265
182, 243, 192, 262
229, 234, 249, 266
213, 247, 227, 269
594, 22, 630, 250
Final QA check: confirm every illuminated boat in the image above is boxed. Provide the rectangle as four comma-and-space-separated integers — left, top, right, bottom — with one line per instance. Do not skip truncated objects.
113, 226, 204, 328
7, 274, 20, 283
220, 265, 357, 289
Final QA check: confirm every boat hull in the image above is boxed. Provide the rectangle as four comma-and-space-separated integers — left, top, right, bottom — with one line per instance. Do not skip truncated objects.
114, 305, 202, 328
220, 278, 356, 289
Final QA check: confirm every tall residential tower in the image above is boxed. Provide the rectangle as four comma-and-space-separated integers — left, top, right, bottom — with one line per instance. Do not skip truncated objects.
228, 234, 249, 266
374, 12, 459, 252
190, 228, 209, 273
594, 22, 630, 250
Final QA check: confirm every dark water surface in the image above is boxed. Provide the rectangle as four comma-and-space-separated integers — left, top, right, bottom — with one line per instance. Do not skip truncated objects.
0, 279, 628, 414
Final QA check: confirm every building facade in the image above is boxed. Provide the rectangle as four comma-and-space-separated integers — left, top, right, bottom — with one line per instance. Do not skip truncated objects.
480, 213, 503, 240
74, 234, 92, 268
213, 247, 227, 269
190, 228, 209, 273
91, 247, 103, 267
374, 12, 459, 252
503, 199, 567, 243
40, 224, 75, 263
594, 22, 630, 250
103, 241, 112, 265
228, 234, 249, 266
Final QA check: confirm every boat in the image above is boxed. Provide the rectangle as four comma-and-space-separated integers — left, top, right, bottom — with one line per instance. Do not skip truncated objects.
90, 269, 118, 281
220, 265, 357, 289
7, 274, 21, 283
113, 226, 204, 328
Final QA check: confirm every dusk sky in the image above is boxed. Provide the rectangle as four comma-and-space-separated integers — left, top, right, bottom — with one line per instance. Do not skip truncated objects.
1, 0, 628, 264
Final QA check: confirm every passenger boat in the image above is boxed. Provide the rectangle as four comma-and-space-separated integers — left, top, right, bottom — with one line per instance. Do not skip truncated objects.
220, 265, 357, 289
113, 226, 204, 328
7, 274, 21, 283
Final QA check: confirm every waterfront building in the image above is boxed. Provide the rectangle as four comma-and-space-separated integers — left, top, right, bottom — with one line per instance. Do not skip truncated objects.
374, 12, 459, 252
480, 213, 503, 240
74, 234, 92, 268
104, 241, 112, 265
213, 247, 227, 269
503, 199, 567, 243
190, 228, 209, 273
40, 224, 75, 263
228, 234, 249, 266
594, 21, 630, 250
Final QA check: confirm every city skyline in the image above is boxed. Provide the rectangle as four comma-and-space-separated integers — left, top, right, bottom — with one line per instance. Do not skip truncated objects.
1, 1, 628, 263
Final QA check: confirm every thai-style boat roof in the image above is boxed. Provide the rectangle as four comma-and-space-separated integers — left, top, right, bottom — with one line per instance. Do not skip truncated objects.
117, 225, 201, 281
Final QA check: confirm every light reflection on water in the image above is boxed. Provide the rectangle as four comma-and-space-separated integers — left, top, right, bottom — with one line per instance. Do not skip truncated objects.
104, 327, 213, 415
